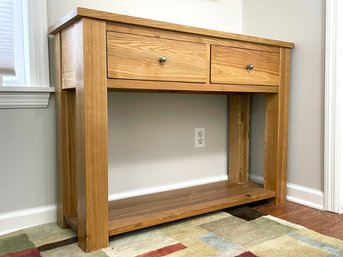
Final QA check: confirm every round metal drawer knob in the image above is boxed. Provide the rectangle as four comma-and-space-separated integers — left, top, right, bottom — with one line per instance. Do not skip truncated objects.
246, 64, 254, 71
159, 56, 167, 64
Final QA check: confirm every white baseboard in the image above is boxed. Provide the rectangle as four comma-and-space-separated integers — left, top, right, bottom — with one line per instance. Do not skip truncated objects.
0, 205, 57, 236
287, 183, 324, 210
109, 175, 228, 201
249, 174, 264, 184
249, 174, 324, 210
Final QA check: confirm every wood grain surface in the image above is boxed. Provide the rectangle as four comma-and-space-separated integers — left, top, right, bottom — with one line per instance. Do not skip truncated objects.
106, 22, 281, 54
253, 201, 343, 241
107, 31, 207, 83
264, 48, 291, 204
75, 18, 109, 252
65, 181, 275, 237
61, 25, 77, 89
107, 181, 274, 236
107, 79, 279, 93
55, 33, 77, 228
229, 95, 250, 182
211, 46, 280, 86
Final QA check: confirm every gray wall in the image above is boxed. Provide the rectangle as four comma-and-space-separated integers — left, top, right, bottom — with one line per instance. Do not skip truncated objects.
243, 0, 325, 190
47, 0, 243, 33
0, 97, 56, 213
108, 93, 227, 195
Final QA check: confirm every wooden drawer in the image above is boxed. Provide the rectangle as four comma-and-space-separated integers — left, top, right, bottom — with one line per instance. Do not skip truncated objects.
211, 46, 280, 86
107, 31, 207, 83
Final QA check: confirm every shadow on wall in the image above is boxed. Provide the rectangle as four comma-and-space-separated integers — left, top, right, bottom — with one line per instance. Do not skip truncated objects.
249, 94, 265, 177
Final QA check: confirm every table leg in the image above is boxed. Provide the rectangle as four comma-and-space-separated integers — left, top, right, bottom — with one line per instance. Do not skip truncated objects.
228, 94, 250, 183
75, 18, 109, 252
55, 33, 77, 228
264, 48, 291, 204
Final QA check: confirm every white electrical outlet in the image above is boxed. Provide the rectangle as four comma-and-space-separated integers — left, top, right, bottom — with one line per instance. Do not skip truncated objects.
195, 128, 205, 148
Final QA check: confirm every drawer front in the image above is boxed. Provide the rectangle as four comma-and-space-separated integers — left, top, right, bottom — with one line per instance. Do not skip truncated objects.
211, 46, 280, 86
107, 31, 207, 83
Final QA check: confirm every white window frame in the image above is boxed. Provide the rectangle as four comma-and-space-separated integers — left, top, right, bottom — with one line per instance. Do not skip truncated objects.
0, 0, 54, 109
324, 0, 343, 213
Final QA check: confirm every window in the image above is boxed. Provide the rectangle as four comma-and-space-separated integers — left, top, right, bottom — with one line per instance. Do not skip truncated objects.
1, 0, 26, 86
0, 0, 15, 81
0, 0, 53, 108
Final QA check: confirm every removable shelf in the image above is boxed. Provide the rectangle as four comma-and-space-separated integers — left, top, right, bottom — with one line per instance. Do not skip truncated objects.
65, 181, 275, 236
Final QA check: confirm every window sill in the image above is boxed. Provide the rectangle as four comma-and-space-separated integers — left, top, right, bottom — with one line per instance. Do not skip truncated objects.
0, 87, 55, 109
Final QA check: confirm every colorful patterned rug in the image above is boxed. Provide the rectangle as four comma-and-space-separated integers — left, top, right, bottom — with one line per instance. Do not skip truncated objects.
1, 206, 343, 257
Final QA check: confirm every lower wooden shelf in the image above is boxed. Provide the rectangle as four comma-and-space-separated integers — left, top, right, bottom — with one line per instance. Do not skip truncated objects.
65, 181, 275, 237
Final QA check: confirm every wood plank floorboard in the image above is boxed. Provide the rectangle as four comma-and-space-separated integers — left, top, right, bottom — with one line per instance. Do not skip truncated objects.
251, 200, 343, 241
108, 181, 275, 236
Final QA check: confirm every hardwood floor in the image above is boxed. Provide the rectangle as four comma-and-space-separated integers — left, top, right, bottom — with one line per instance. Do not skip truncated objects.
251, 201, 343, 241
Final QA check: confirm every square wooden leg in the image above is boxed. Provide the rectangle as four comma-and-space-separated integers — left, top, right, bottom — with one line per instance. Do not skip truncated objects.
74, 18, 109, 252
228, 94, 250, 183
55, 33, 77, 228
264, 48, 291, 204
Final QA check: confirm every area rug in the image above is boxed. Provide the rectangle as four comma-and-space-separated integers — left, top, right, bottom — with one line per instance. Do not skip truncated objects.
1, 206, 343, 257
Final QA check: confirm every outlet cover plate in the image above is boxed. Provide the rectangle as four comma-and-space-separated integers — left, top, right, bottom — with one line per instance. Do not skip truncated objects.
195, 128, 205, 148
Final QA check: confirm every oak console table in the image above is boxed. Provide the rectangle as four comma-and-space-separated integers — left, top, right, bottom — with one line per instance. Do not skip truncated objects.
49, 8, 294, 252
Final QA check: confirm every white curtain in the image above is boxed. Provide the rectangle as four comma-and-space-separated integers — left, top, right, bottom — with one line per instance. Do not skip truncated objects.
0, 0, 16, 75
